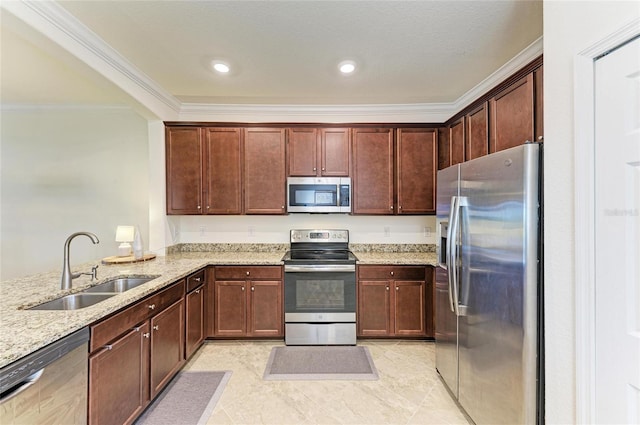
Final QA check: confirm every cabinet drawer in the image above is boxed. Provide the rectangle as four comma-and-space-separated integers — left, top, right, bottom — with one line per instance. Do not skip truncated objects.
90, 280, 186, 352
186, 269, 206, 293
215, 266, 282, 280
358, 265, 426, 280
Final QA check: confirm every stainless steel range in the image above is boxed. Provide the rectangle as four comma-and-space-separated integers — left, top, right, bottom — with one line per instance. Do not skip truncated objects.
282, 229, 357, 345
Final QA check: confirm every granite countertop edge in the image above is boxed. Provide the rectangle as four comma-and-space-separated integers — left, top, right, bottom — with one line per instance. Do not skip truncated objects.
0, 243, 436, 368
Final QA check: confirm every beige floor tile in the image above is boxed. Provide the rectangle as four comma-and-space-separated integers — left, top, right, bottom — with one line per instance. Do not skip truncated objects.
186, 340, 472, 425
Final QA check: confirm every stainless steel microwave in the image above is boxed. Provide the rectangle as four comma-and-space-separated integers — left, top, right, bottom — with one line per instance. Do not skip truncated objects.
287, 177, 351, 213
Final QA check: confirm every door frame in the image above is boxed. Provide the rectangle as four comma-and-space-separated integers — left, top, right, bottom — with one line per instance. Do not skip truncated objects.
573, 19, 640, 424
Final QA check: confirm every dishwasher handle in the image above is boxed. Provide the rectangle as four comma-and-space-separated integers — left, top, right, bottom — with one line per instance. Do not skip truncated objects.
0, 369, 44, 403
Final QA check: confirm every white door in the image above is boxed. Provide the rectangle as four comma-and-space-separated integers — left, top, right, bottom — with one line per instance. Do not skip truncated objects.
594, 36, 640, 424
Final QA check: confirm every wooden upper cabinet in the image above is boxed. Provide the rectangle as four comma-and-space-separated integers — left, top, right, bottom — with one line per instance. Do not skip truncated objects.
287, 128, 318, 176
287, 128, 349, 176
437, 127, 450, 170
490, 73, 534, 153
449, 117, 465, 166
465, 102, 489, 161
244, 128, 286, 214
166, 127, 203, 214
396, 128, 437, 214
204, 127, 242, 214
320, 128, 350, 176
534, 65, 544, 141
352, 128, 394, 214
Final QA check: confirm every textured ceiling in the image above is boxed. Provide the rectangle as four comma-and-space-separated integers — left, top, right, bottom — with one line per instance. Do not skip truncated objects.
2, 1, 542, 106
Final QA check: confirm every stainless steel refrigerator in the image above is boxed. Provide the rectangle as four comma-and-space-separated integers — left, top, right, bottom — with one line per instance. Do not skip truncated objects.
435, 143, 543, 425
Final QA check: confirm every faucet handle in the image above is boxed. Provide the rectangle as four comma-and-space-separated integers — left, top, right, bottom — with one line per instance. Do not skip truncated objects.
90, 265, 99, 281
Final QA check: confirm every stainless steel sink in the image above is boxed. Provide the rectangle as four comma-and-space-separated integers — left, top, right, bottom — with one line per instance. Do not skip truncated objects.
83, 276, 157, 293
29, 293, 116, 310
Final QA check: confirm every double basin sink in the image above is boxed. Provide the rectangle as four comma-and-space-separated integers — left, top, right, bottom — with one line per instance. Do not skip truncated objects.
29, 276, 159, 311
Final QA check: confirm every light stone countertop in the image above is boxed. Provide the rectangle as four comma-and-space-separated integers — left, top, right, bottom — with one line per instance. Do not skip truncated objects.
0, 244, 437, 369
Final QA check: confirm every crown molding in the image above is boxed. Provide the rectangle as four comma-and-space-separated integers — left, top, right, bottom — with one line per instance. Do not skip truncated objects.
3, 1, 543, 123
1, 0, 182, 120
178, 102, 456, 123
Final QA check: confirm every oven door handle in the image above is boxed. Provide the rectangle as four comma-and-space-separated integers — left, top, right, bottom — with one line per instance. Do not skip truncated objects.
284, 264, 355, 273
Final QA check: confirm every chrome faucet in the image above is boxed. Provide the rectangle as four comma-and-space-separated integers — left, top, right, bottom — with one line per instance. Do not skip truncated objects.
61, 232, 100, 290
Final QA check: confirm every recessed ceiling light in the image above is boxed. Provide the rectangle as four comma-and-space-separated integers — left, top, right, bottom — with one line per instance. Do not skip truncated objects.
212, 61, 230, 73
339, 61, 356, 74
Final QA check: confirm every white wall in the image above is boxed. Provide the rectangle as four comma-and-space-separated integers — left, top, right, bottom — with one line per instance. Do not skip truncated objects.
0, 107, 149, 280
543, 1, 640, 423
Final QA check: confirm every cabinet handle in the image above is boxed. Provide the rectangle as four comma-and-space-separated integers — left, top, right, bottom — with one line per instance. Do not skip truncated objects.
104, 345, 113, 351
195, 289, 201, 294
143, 333, 150, 338
148, 304, 156, 310
133, 326, 141, 332
153, 325, 159, 331
194, 277, 201, 282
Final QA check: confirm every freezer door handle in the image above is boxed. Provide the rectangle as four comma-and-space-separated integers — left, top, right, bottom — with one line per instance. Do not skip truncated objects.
446, 196, 458, 313
449, 195, 462, 316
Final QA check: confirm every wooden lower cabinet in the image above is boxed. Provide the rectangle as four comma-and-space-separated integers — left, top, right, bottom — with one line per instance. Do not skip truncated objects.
185, 269, 206, 359
357, 265, 431, 338
88, 280, 186, 425
213, 266, 283, 338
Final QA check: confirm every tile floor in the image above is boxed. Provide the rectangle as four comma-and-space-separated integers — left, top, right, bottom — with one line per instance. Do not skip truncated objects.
182, 339, 471, 425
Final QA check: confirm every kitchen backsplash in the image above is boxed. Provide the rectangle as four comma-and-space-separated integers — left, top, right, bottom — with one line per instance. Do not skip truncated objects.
168, 243, 435, 254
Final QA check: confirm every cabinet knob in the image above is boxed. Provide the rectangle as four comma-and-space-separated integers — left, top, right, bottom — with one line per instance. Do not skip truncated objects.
390, 206, 394, 210
241, 286, 245, 291
246, 271, 250, 276
313, 167, 317, 171
197, 205, 201, 210
104, 345, 113, 351
148, 304, 156, 310
281, 205, 285, 209
396, 286, 399, 291
195, 289, 201, 294
133, 326, 141, 332
399, 206, 402, 210
194, 277, 201, 282
207, 206, 210, 209
321, 167, 325, 171
143, 333, 150, 338
390, 271, 394, 276
153, 325, 159, 331
386, 286, 390, 291
251, 286, 255, 292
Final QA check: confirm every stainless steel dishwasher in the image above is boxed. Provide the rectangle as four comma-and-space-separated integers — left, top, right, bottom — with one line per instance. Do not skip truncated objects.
0, 327, 89, 424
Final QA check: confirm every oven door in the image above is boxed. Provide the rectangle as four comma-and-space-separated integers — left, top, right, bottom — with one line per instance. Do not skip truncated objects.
284, 264, 356, 322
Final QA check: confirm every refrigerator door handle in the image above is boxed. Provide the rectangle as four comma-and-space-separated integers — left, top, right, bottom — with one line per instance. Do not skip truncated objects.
447, 196, 460, 315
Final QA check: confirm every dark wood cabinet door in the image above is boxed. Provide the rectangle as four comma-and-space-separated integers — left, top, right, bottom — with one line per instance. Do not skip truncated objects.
287, 128, 318, 176
534, 66, 544, 141
150, 299, 185, 399
393, 280, 426, 336
244, 128, 286, 214
248, 280, 283, 337
490, 73, 534, 153
352, 128, 394, 214
185, 285, 205, 359
437, 126, 450, 170
426, 266, 435, 338
214, 280, 247, 337
396, 128, 437, 214
465, 102, 489, 161
357, 280, 391, 336
89, 323, 149, 425
320, 128, 350, 176
450, 118, 465, 166
166, 127, 203, 214
204, 127, 242, 214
